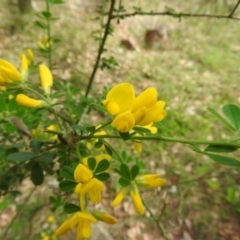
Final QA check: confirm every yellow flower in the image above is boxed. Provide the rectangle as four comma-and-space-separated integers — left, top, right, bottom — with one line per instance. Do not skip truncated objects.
47, 215, 55, 223
39, 65, 53, 95
135, 174, 166, 188
111, 187, 127, 207
46, 125, 58, 141
130, 183, 144, 215
0, 59, 22, 86
20, 54, 28, 76
38, 35, 52, 50
55, 211, 97, 240
111, 111, 135, 132
26, 48, 34, 65
92, 211, 117, 224
16, 94, 47, 108
133, 141, 142, 153
102, 83, 135, 115
74, 164, 104, 210
133, 87, 167, 126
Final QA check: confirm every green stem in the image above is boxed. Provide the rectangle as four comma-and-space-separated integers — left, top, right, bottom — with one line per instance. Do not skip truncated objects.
85, 0, 116, 97
45, 0, 52, 70
94, 120, 112, 133
81, 134, 240, 148
143, 200, 170, 240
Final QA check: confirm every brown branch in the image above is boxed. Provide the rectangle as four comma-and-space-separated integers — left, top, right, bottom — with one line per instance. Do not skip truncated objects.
229, 0, 240, 17
111, 11, 240, 21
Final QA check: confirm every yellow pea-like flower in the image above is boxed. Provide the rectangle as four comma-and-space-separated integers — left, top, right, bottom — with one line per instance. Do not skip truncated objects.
39, 65, 53, 95
74, 163, 93, 183
92, 211, 117, 224
102, 83, 135, 116
130, 184, 145, 215
111, 187, 127, 207
0, 59, 22, 86
111, 111, 135, 132
26, 48, 34, 65
16, 94, 47, 108
135, 174, 167, 188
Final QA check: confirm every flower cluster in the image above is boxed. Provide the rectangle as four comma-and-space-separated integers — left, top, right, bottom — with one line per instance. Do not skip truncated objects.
102, 83, 167, 132
0, 51, 53, 108
112, 173, 166, 215
55, 155, 117, 239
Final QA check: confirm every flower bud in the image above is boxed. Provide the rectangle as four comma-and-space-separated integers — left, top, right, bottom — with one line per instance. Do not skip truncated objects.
16, 94, 47, 108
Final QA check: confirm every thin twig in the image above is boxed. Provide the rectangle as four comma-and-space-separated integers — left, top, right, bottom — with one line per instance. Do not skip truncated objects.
2, 187, 36, 239
229, 0, 240, 17
143, 200, 170, 240
45, 0, 52, 70
85, 0, 116, 97
111, 11, 240, 21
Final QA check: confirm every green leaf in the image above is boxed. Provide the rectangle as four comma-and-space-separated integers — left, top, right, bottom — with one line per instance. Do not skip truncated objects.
48, 0, 64, 4
88, 157, 96, 170
7, 152, 37, 161
31, 162, 44, 186
95, 172, 110, 181
95, 160, 110, 174
222, 104, 240, 130
204, 145, 238, 153
39, 161, 54, 175
39, 152, 54, 162
35, 21, 47, 29
119, 177, 130, 187
94, 140, 103, 148
104, 144, 112, 156
30, 140, 42, 153
59, 180, 78, 192
41, 11, 52, 19
133, 126, 150, 134
207, 107, 235, 130
119, 132, 131, 141
64, 203, 80, 214
59, 166, 75, 180
120, 164, 131, 180
131, 165, 139, 180
205, 179, 220, 190
226, 187, 236, 203
205, 153, 240, 167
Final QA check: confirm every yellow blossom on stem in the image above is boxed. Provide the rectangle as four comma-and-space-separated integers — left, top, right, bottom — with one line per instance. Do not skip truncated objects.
20, 54, 28, 79
16, 94, 47, 108
111, 111, 135, 132
102, 83, 135, 115
74, 163, 93, 183
39, 64, 53, 95
55, 211, 97, 240
0, 59, 22, 86
111, 187, 127, 207
92, 211, 117, 224
130, 183, 145, 215
135, 174, 167, 188
133, 141, 142, 153
26, 48, 34, 65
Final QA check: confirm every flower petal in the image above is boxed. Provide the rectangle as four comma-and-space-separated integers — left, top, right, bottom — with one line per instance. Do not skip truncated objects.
111, 188, 127, 207
111, 111, 135, 132
16, 94, 47, 108
130, 185, 144, 215
74, 163, 93, 182
39, 65, 53, 95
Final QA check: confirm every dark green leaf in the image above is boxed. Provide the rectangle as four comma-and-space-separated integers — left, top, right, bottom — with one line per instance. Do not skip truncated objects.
94, 140, 103, 148
64, 203, 80, 214
39, 152, 54, 162
88, 157, 96, 170
95, 172, 110, 181
207, 107, 235, 130
35, 21, 47, 29
95, 160, 110, 174
7, 152, 37, 161
222, 104, 240, 130
119, 177, 130, 187
104, 144, 112, 156
59, 180, 78, 192
31, 162, 44, 186
59, 166, 75, 180
205, 153, 240, 167
119, 132, 131, 141
204, 145, 238, 153
131, 165, 139, 180
120, 164, 131, 180
41, 11, 52, 19
30, 140, 42, 153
